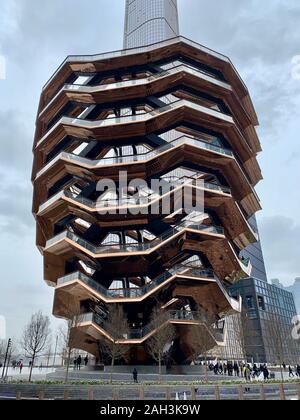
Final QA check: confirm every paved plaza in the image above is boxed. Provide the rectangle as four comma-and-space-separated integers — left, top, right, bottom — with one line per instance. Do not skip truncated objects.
2, 366, 298, 384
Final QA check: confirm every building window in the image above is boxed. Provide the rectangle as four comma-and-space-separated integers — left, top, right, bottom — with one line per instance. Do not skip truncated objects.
258, 295, 266, 311
246, 295, 254, 309
247, 310, 257, 319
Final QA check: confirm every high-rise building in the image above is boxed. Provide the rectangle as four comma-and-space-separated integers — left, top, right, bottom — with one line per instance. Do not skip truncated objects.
286, 279, 300, 314
241, 216, 267, 282
124, 0, 180, 48
230, 278, 299, 363
32, 1, 266, 364
272, 278, 300, 314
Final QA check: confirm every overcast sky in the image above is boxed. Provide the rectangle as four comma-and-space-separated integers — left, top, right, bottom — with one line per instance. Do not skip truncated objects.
0, 0, 300, 340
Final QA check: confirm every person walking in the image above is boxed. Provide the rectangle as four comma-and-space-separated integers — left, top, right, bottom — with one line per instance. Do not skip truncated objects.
243, 365, 250, 381
84, 355, 89, 366
228, 361, 233, 377
288, 365, 294, 377
133, 368, 138, 383
233, 362, 239, 377
242, 364, 246, 379
253, 364, 259, 378
73, 358, 77, 370
263, 365, 269, 381
223, 363, 228, 375
296, 365, 300, 377
213, 363, 219, 375
77, 355, 82, 370
219, 363, 223, 375
242, 365, 251, 393
19, 361, 23, 374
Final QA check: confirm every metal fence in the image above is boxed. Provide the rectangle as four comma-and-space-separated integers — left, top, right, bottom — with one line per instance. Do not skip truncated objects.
0, 383, 299, 400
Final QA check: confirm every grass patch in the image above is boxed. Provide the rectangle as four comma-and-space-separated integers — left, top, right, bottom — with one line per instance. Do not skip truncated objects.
4, 379, 300, 387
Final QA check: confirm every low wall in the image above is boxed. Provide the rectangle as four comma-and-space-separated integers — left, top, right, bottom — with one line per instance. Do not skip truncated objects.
103, 366, 167, 374
103, 365, 206, 374
168, 365, 206, 375
79, 365, 207, 375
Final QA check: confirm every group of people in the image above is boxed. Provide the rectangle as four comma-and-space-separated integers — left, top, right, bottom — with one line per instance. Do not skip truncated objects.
73, 355, 89, 370
209, 361, 241, 377
244, 364, 271, 381
287, 364, 300, 377
0, 359, 24, 373
11, 360, 24, 373
208, 361, 271, 381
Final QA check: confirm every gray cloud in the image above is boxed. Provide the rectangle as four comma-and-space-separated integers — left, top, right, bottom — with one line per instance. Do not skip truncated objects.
0, 180, 33, 234
259, 215, 300, 285
0, 111, 33, 172
0, 230, 61, 340
180, 0, 300, 142
1, 0, 124, 61
0, 111, 34, 234
180, 0, 300, 65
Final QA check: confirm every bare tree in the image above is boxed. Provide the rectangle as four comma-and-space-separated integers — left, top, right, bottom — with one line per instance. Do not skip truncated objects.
230, 309, 248, 361
225, 305, 263, 365
264, 312, 297, 382
21, 311, 51, 382
0, 338, 19, 367
5, 339, 19, 373
0, 339, 10, 375
45, 345, 52, 368
0, 340, 5, 360
59, 305, 84, 383
146, 308, 176, 377
188, 306, 219, 383
100, 305, 130, 384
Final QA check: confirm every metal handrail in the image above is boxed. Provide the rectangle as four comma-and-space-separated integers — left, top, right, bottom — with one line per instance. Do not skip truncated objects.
38, 171, 231, 213
36, 98, 234, 149
36, 134, 233, 179
46, 222, 224, 254
39, 61, 231, 118
80, 310, 224, 341
57, 265, 216, 299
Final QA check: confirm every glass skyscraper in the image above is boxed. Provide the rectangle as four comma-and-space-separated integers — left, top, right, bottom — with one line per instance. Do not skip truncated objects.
124, 0, 180, 48
230, 278, 299, 363
241, 216, 268, 282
